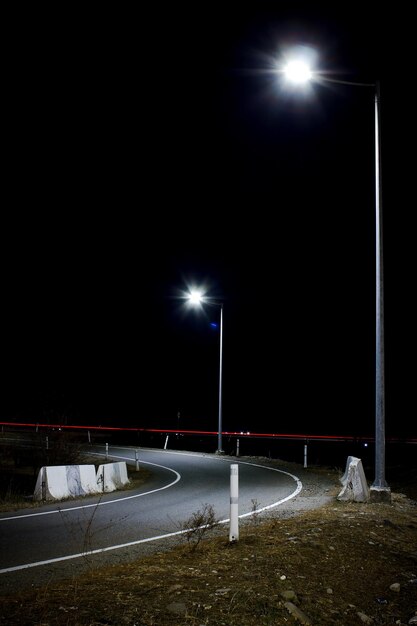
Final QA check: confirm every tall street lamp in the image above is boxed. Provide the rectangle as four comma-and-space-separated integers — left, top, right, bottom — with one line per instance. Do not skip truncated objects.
187, 289, 224, 454
282, 55, 390, 502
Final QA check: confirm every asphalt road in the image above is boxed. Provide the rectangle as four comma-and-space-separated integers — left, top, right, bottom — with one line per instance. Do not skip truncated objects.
0, 447, 302, 576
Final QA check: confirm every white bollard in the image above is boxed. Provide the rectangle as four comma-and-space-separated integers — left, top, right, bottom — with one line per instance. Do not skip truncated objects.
135, 449, 140, 471
164, 435, 169, 450
105, 443, 109, 460
229, 464, 239, 542
88, 430, 91, 444
304, 444, 308, 468
46, 436, 49, 450
236, 438, 240, 457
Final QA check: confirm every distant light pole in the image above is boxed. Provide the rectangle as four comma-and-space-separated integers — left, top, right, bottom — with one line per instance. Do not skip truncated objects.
282, 55, 390, 501
187, 289, 224, 454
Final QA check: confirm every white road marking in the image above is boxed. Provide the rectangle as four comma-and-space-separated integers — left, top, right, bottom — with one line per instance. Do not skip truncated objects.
0, 450, 302, 574
0, 459, 180, 521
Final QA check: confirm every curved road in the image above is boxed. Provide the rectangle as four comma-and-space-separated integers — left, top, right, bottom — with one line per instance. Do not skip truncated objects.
0, 447, 302, 575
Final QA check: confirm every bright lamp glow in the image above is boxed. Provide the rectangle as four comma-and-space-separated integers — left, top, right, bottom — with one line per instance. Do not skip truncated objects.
188, 290, 203, 305
284, 60, 312, 84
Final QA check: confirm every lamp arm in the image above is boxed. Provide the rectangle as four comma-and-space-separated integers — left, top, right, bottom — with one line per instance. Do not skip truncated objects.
317, 75, 375, 88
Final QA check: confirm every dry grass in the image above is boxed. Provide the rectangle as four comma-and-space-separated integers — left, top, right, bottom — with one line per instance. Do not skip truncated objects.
1, 492, 416, 625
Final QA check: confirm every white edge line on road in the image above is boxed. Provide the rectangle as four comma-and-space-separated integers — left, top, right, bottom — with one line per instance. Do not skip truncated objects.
0, 458, 180, 521
0, 451, 303, 575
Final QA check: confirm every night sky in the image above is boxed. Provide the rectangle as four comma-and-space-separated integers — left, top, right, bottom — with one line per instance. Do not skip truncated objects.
2, 5, 415, 438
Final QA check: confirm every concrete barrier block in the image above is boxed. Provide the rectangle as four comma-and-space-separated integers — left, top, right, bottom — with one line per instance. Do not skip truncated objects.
340, 455, 355, 485
337, 456, 370, 502
96, 461, 129, 492
34, 465, 98, 501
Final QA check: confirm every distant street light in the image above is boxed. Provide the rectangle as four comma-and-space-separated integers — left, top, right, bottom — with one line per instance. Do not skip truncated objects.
186, 289, 224, 454
280, 52, 390, 501
283, 60, 312, 84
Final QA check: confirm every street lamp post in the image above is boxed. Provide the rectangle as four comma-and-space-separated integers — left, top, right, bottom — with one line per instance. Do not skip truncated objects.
283, 59, 390, 501
372, 80, 389, 499
186, 290, 224, 454
217, 301, 224, 454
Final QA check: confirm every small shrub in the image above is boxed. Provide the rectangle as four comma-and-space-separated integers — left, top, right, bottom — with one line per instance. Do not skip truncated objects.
180, 503, 218, 551
250, 498, 261, 526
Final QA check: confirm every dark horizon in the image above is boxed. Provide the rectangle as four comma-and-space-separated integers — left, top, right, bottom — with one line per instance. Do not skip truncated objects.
2, 6, 415, 439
